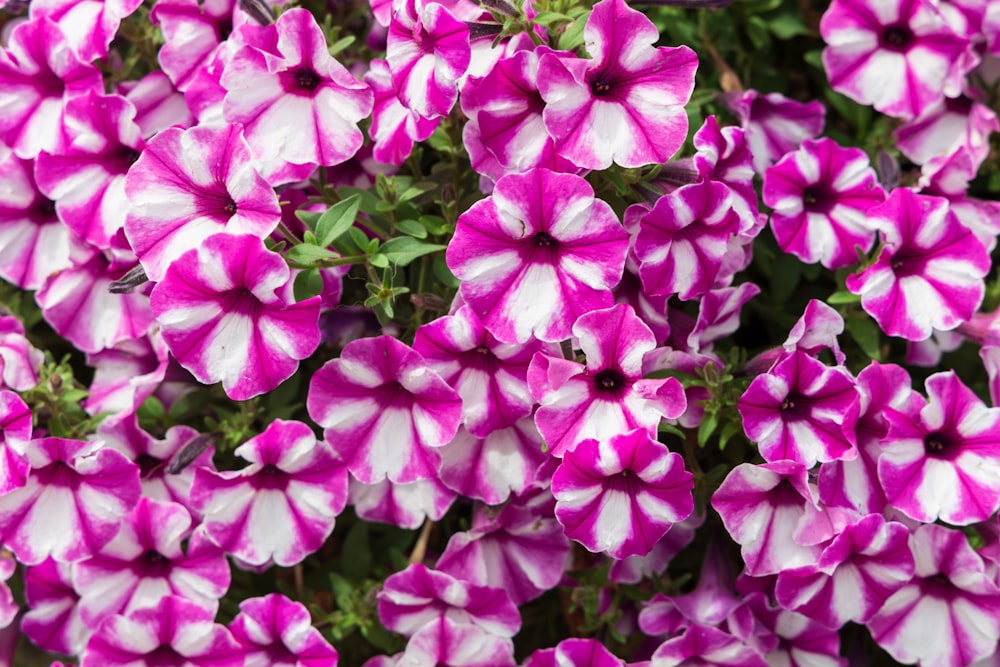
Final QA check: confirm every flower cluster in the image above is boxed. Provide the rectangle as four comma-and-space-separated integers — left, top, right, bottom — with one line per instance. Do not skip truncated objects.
0, 0, 998, 664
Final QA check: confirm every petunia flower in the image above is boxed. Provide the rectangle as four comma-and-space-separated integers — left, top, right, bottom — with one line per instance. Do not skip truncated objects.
386, 0, 470, 120
820, 0, 973, 121
0, 315, 43, 391
124, 122, 282, 282
868, 524, 1000, 667
366, 57, 439, 166
349, 474, 456, 529
552, 429, 693, 559
738, 350, 858, 467
879, 370, 1000, 525
399, 615, 517, 667
222, 7, 374, 184
150, 233, 321, 401
846, 188, 990, 341
230, 594, 340, 667
29, 0, 143, 62
190, 419, 348, 567
80, 595, 244, 667
447, 168, 629, 344
21, 558, 89, 655
651, 624, 768, 667
763, 137, 885, 270
536, 0, 697, 170
73, 497, 230, 626
308, 335, 463, 484
0, 437, 141, 565
151, 0, 237, 92
0, 16, 103, 159
530, 304, 686, 457
724, 90, 825, 175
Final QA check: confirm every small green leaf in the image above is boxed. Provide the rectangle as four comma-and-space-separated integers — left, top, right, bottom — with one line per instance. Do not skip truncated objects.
286, 244, 337, 265
770, 254, 801, 303
396, 219, 428, 239
765, 8, 811, 39
557, 12, 588, 51
399, 181, 437, 203
369, 253, 390, 268
327, 34, 355, 56
433, 256, 461, 289
293, 268, 324, 301
717, 421, 741, 451
315, 195, 361, 248
827, 290, 861, 305
745, 16, 770, 50
532, 10, 572, 25
295, 209, 322, 231
347, 227, 370, 252
846, 314, 882, 361
419, 215, 449, 235
697, 410, 719, 447
339, 522, 371, 579
378, 237, 447, 266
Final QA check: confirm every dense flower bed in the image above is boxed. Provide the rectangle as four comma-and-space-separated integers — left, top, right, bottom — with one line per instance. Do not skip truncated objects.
1, 0, 1000, 664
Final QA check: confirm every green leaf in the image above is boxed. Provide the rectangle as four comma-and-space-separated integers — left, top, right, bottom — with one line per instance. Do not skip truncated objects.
137, 395, 165, 423
697, 410, 719, 447
532, 10, 573, 25
745, 16, 771, 50
399, 181, 437, 203
557, 12, 588, 51
315, 195, 361, 247
295, 209, 322, 231
827, 290, 861, 305
378, 237, 447, 266
433, 256, 461, 289
286, 244, 337, 265
419, 215, 450, 235
770, 254, 801, 303
717, 421, 741, 451
369, 253, 390, 268
846, 314, 882, 361
347, 227, 370, 252
339, 522, 371, 579
327, 34, 355, 56
396, 219, 428, 239
293, 268, 324, 301
337, 186, 380, 216
765, 8, 811, 39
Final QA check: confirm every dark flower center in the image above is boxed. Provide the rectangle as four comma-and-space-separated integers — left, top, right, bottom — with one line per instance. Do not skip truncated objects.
589, 69, 615, 97
533, 231, 556, 247
294, 67, 321, 91
594, 368, 626, 393
224, 199, 238, 215
136, 454, 164, 478
881, 25, 913, 51
924, 431, 952, 456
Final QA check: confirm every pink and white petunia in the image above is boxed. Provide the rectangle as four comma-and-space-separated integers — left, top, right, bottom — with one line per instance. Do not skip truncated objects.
35, 249, 155, 354
820, 0, 973, 121
34, 91, 144, 249
552, 429, 693, 559
414, 305, 556, 438
0, 316, 43, 391
72, 497, 230, 626
738, 350, 858, 467
366, 57, 439, 166
536, 0, 697, 170
651, 624, 768, 667
763, 137, 885, 270
846, 188, 990, 341
21, 558, 89, 655
528, 639, 626, 667
529, 304, 686, 457
378, 563, 520, 638
230, 593, 340, 667
349, 474, 456, 528
691, 115, 758, 226
386, 0, 470, 120
868, 523, 1000, 667
309, 335, 463, 484
190, 419, 348, 567
724, 90, 825, 175
711, 461, 823, 577
124, 122, 282, 282
29, 0, 143, 62
437, 490, 571, 605
0, 16, 103, 159
437, 420, 550, 505
0, 392, 30, 500
447, 168, 629, 344
774, 513, 915, 629
222, 7, 374, 184
118, 70, 195, 138
0, 437, 140, 565
634, 180, 741, 300
150, 233, 321, 401
81, 595, 244, 667
82, 331, 170, 418
0, 151, 74, 291
879, 371, 1000, 525
399, 615, 517, 667
150, 0, 236, 92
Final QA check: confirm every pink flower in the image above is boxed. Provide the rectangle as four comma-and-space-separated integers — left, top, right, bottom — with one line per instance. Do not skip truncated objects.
879, 371, 1000, 525
124, 123, 282, 282
29, 0, 143, 62
0, 315, 43, 391
190, 419, 348, 567
724, 90, 825, 175
537, 0, 697, 169
0, 437, 140, 565
529, 304, 686, 457
222, 7, 374, 184
846, 188, 990, 341
21, 559, 89, 655
400, 616, 516, 667
150, 233, 321, 401
738, 351, 858, 467
230, 594, 340, 667
366, 57, 438, 166
634, 180, 741, 300
552, 429, 693, 559
763, 137, 885, 269
651, 624, 768, 667
386, 0, 471, 120
446, 168, 629, 344
81, 595, 244, 667
0, 16, 102, 159
821, 0, 973, 120
308, 335, 463, 484
349, 474, 456, 528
